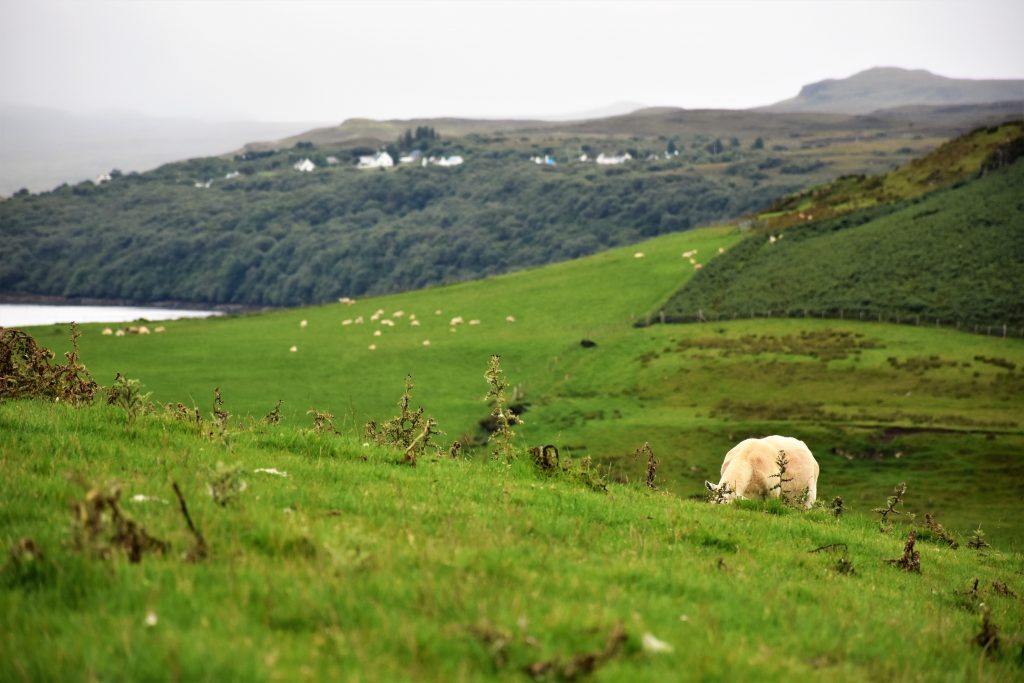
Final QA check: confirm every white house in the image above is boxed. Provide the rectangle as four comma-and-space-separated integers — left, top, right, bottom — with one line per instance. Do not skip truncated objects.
357, 151, 394, 169
596, 152, 632, 165
294, 158, 316, 172
94, 173, 112, 185
399, 150, 424, 164
326, 156, 340, 165
433, 155, 463, 167
224, 171, 240, 179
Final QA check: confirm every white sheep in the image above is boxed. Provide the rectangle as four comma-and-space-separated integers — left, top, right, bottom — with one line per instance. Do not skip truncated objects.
115, 329, 126, 337
289, 345, 298, 352
300, 319, 308, 328
505, 315, 515, 323
342, 319, 353, 326
705, 435, 819, 509
101, 328, 113, 336
450, 316, 464, 326
469, 319, 480, 326
154, 325, 166, 333
410, 320, 421, 327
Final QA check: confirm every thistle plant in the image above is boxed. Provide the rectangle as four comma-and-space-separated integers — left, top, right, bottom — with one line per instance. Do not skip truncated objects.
484, 355, 518, 461
106, 372, 151, 426
209, 387, 230, 441
768, 450, 793, 504
634, 442, 658, 490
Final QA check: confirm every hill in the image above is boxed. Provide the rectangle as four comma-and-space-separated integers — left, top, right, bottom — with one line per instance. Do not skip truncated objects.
2, 103, 1018, 308
2, 395, 1022, 681
760, 67, 1024, 114
660, 149, 1024, 329
0, 104, 327, 196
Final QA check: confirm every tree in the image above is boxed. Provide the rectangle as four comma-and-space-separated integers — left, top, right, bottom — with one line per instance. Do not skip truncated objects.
666, 139, 678, 155
751, 137, 765, 150
707, 139, 723, 155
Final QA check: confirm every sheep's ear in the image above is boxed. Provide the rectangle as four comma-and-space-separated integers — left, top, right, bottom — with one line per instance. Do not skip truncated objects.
705, 480, 717, 492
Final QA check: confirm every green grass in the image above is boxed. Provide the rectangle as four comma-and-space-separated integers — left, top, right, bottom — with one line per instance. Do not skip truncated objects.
2, 399, 1022, 682
25, 218, 1024, 552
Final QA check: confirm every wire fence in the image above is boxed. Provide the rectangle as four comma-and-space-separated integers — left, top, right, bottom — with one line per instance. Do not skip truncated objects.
634, 308, 1024, 339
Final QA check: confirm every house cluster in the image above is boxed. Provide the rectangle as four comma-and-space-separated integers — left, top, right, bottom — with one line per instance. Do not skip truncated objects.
357, 151, 463, 170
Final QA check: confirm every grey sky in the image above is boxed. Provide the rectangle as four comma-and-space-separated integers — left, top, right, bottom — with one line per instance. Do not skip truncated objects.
2, 0, 1023, 123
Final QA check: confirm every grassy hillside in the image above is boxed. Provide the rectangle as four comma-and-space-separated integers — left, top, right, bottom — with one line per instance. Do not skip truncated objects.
2, 398, 1023, 682
3, 103, 1016, 308
661, 159, 1024, 328
756, 120, 1024, 230
27, 225, 1024, 549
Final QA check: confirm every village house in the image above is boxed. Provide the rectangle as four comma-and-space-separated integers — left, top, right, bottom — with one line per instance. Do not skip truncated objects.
357, 151, 394, 169
293, 158, 316, 172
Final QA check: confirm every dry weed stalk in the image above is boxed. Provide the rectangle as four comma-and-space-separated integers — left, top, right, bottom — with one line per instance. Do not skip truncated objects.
524, 621, 627, 681
69, 481, 168, 563
923, 513, 959, 548
209, 387, 230, 441
529, 445, 559, 472
967, 525, 992, 550
768, 449, 794, 503
634, 442, 658, 490
172, 481, 208, 561
886, 529, 921, 572
0, 324, 98, 404
263, 399, 283, 425
874, 482, 908, 533
366, 375, 442, 463
308, 408, 337, 434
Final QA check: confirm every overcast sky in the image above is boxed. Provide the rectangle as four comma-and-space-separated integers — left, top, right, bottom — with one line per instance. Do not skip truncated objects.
2, 0, 1023, 123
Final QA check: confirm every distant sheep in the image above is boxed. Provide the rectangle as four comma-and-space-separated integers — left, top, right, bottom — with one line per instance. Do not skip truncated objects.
368, 343, 376, 351
154, 326, 166, 333
450, 316, 464, 326
410, 320, 421, 327
115, 329, 126, 337
469, 319, 480, 326
300, 319, 308, 328
101, 328, 113, 336
422, 340, 431, 347
289, 345, 298, 352
138, 326, 150, 335
505, 315, 515, 323
342, 319, 353, 326
705, 435, 819, 509
634, 252, 645, 258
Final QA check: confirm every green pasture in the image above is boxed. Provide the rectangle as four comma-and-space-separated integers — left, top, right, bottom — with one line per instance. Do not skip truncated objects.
28, 223, 1024, 549
1, 400, 1022, 682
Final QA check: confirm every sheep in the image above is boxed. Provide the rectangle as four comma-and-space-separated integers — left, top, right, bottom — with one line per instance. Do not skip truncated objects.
342, 319, 353, 326
634, 252, 645, 258
469, 319, 480, 326
505, 315, 515, 323
101, 328, 113, 336
300, 319, 308, 328
380, 319, 395, 327
392, 310, 404, 318
289, 345, 298, 352
354, 316, 364, 324
115, 329, 126, 337
410, 320, 421, 327
450, 316, 464, 326
705, 435, 819, 509
368, 343, 376, 351
373, 330, 382, 337
138, 326, 150, 335
154, 325, 166, 333
422, 340, 431, 347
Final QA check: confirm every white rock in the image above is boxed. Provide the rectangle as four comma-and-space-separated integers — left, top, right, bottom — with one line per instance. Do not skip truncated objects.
641, 632, 674, 654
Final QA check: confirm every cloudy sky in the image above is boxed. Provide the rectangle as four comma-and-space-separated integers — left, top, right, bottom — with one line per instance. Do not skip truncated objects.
2, 0, 1023, 123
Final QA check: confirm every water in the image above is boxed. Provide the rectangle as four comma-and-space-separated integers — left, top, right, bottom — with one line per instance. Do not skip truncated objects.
0, 304, 221, 328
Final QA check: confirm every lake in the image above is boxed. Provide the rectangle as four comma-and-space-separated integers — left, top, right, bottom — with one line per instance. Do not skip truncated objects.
0, 304, 221, 328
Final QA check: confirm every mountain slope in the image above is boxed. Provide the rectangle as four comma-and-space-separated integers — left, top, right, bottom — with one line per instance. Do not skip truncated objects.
661, 159, 1024, 327
761, 67, 1024, 114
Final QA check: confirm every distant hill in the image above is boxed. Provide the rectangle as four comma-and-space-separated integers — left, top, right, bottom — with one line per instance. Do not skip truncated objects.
660, 153, 1024, 328
2, 100, 1020, 308
760, 67, 1024, 114
0, 105, 328, 195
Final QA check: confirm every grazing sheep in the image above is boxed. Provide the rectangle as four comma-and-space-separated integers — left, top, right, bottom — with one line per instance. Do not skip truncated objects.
705, 435, 819, 508
138, 326, 150, 335
410, 320, 421, 327
422, 340, 431, 347
368, 343, 376, 351
289, 345, 298, 352
354, 316, 364, 324
373, 330, 382, 337
380, 319, 395, 327
450, 316, 464, 326
114, 329, 126, 337
634, 252, 645, 258
338, 297, 356, 305
154, 326, 166, 333
505, 315, 515, 323
101, 328, 113, 336
300, 319, 308, 328
392, 310, 404, 318
469, 319, 480, 326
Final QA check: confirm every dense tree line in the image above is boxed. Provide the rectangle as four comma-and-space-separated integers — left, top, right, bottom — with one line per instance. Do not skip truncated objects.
1, 148, 804, 307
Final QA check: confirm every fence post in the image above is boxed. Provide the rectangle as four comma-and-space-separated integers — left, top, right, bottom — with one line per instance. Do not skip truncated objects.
1003, 324, 1007, 338
659, 310, 665, 324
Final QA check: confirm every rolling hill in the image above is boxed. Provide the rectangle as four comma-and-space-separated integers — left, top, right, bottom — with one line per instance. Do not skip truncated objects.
760, 67, 1024, 114
660, 137, 1024, 328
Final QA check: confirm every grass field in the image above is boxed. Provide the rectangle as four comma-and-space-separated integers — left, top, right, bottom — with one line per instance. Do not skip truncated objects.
4, 216, 1024, 680
2, 399, 1022, 682
26, 221, 1024, 550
